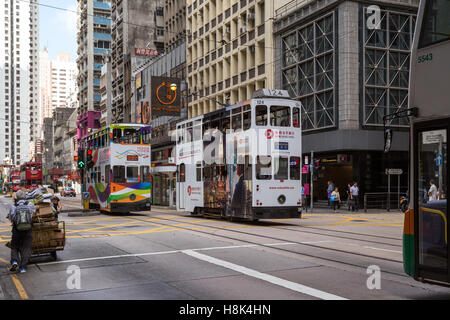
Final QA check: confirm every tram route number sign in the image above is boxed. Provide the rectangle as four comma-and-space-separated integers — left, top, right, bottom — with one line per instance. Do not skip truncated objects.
385, 168, 403, 175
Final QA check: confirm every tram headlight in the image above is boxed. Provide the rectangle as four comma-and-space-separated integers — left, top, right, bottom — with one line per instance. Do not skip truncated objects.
278, 195, 286, 205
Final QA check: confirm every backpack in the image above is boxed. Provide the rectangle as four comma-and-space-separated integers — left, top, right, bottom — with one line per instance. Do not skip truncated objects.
14, 203, 32, 231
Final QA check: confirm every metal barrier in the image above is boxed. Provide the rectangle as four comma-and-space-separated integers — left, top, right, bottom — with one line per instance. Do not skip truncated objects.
363, 192, 406, 212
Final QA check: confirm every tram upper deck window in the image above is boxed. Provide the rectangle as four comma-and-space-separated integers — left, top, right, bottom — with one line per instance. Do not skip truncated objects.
270, 106, 291, 127
124, 129, 140, 144
142, 129, 151, 144
222, 116, 230, 133
419, 0, 450, 48
193, 123, 202, 141
112, 128, 122, 143
113, 165, 126, 183
256, 156, 272, 180
256, 105, 268, 126
243, 109, 251, 130
232, 113, 242, 131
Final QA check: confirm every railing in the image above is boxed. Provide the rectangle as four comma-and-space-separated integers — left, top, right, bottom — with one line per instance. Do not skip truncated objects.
363, 192, 406, 212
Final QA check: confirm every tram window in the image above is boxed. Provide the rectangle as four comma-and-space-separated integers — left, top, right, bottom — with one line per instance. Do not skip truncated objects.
102, 134, 106, 147
142, 130, 151, 144
232, 114, 242, 131
274, 157, 289, 180
113, 166, 126, 183
256, 156, 272, 180
105, 165, 110, 184
219, 165, 227, 181
290, 157, 300, 180
179, 163, 185, 182
196, 162, 202, 181
270, 106, 291, 127
293, 107, 300, 128
203, 165, 212, 181
140, 166, 150, 182
255, 105, 267, 126
126, 166, 139, 183
193, 125, 202, 141
113, 129, 122, 143
222, 116, 230, 133
243, 111, 251, 130
186, 127, 193, 143
97, 167, 101, 183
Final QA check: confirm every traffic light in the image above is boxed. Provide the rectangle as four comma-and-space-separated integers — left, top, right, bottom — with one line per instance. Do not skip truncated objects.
77, 150, 86, 169
86, 150, 93, 169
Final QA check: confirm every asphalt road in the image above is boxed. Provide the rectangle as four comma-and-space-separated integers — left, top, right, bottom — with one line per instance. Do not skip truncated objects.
0, 195, 449, 300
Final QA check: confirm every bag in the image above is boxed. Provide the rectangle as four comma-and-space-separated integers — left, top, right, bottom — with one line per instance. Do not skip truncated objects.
14, 204, 32, 231
330, 196, 336, 202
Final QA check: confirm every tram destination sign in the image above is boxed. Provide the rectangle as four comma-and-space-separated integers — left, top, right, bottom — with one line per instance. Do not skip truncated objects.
385, 168, 403, 175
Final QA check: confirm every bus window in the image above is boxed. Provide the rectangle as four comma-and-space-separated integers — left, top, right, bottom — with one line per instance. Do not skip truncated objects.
113, 166, 126, 183
256, 105, 267, 126
196, 162, 202, 181
140, 166, 150, 182
293, 107, 300, 128
232, 113, 242, 131
126, 166, 139, 183
243, 110, 251, 130
105, 165, 110, 184
256, 156, 272, 180
290, 157, 300, 180
113, 129, 122, 143
274, 157, 289, 180
271, 106, 291, 127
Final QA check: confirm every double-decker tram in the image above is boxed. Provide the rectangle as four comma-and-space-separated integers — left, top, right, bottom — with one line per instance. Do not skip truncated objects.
20, 162, 42, 190
79, 123, 152, 213
403, 0, 450, 286
9, 168, 21, 191
176, 89, 303, 221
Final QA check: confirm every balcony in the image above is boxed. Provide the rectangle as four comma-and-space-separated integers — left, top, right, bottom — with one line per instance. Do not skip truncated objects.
240, 34, 247, 45
240, 71, 247, 82
258, 64, 265, 75
233, 75, 238, 85
258, 24, 265, 36
93, 1, 111, 10
249, 68, 255, 79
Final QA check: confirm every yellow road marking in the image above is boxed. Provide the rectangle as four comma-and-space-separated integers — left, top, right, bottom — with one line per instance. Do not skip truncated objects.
0, 257, 29, 300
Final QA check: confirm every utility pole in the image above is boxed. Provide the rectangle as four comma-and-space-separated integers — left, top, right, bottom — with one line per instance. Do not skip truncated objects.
310, 151, 314, 212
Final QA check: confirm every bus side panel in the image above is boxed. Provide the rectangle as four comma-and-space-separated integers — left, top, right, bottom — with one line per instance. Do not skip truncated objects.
403, 209, 415, 277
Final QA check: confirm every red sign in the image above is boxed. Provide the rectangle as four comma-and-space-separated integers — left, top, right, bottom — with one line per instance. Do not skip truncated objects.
127, 155, 138, 161
68, 174, 72, 181
135, 48, 159, 57
187, 186, 191, 196
265, 129, 274, 139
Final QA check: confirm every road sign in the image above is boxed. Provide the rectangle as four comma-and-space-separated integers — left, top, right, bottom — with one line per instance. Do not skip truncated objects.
385, 168, 403, 175
436, 154, 443, 166
82, 192, 90, 200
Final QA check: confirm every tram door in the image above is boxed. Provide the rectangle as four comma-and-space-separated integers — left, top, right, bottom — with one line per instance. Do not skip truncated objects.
414, 119, 449, 283
177, 163, 186, 210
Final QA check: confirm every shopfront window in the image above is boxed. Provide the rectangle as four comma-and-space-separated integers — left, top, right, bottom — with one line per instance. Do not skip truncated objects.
417, 128, 447, 270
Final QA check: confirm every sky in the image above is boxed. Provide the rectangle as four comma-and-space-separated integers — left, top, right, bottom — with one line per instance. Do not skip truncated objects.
39, 0, 78, 61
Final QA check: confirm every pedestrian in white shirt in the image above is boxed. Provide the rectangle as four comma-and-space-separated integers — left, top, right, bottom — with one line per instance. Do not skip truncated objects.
350, 182, 359, 212
428, 180, 438, 202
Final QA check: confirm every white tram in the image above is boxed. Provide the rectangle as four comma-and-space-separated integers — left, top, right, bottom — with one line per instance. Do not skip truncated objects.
176, 89, 303, 220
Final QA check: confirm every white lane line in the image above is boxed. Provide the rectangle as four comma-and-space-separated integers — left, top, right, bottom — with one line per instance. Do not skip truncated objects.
183, 249, 347, 300
35, 242, 295, 266
363, 246, 402, 254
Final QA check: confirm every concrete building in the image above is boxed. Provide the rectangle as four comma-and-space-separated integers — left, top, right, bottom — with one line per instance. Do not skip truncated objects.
76, 0, 111, 122
273, 0, 418, 200
0, 0, 40, 166
42, 117, 54, 183
109, 0, 165, 124
100, 60, 112, 127
39, 47, 51, 137
164, 0, 186, 52
186, 0, 286, 118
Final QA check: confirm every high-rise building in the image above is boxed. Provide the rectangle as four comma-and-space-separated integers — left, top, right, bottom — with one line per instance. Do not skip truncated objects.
39, 51, 78, 133
109, 0, 165, 123
0, 0, 39, 166
164, 0, 186, 52
76, 0, 112, 118
186, 0, 278, 118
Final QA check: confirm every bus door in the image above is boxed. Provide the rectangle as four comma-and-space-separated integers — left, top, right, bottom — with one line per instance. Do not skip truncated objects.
177, 163, 186, 210
414, 119, 449, 283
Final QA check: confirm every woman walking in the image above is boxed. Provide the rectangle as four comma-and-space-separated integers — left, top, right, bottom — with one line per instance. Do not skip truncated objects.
330, 187, 341, 213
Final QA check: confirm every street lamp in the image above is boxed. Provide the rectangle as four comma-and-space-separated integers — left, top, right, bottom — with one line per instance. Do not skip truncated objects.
170, 83, 177, 91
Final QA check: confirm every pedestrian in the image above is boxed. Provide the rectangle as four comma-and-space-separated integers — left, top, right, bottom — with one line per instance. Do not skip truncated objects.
346, 183, 352, 211
327, 181, 335, 207
350, 182, 359, 212
330, 187, 341, 213
6, 190, 36, 273
428, 180, 438, 202
301, 184, 307, 212
51, 195, 62, 220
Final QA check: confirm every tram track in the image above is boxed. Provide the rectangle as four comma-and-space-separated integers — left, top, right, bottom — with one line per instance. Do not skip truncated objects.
121, 213, 409, 278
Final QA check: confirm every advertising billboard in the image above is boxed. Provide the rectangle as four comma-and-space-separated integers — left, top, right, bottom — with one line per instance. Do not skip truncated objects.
151, 76, 181, 118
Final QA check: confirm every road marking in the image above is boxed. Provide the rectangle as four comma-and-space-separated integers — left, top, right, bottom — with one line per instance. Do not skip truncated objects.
363, 246, 402, 254
183, 249, 347, 300
36, 242, 296, 266
0, 257, 29, 300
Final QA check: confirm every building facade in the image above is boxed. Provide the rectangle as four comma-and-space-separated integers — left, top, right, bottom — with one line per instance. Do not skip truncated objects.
0, 0, 39, 166
76, 0, 111, 124
164, 0, 186, 52
274, 0, 418, 200
110, 0, 165, 124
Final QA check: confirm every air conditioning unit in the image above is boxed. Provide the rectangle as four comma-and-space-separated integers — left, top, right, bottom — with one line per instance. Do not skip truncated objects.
225, 27, 230, 33
247, 13, 255, 20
